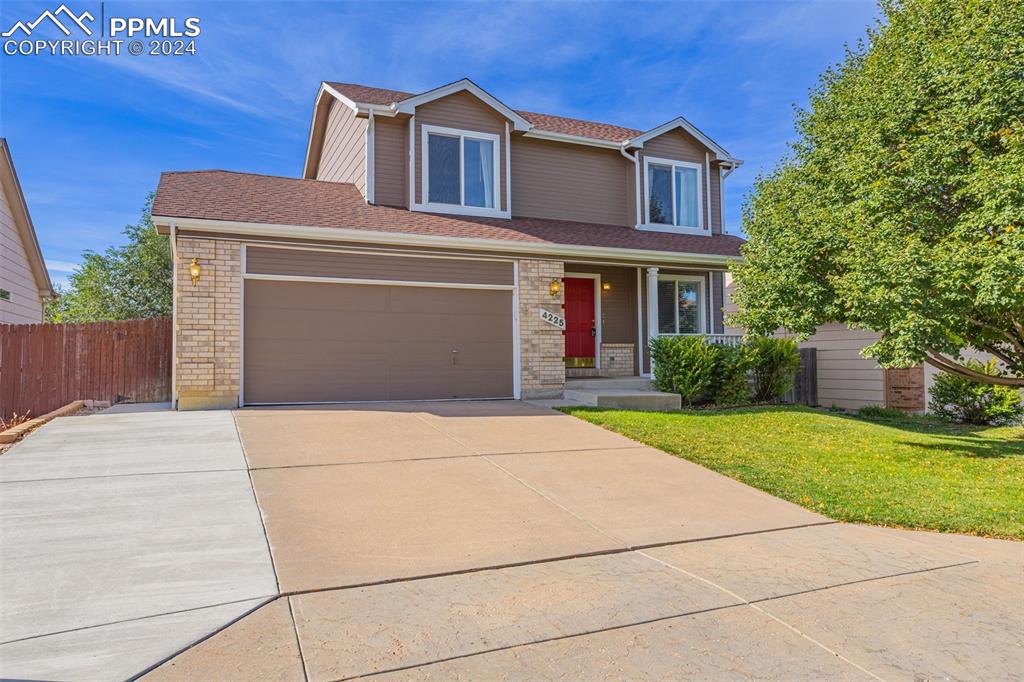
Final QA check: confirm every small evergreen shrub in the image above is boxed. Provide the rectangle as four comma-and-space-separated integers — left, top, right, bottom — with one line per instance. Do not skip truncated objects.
746, 336, 801, 402
649, 335, 720, 405
928, 360, 1023, 425
711, 344, 752, 405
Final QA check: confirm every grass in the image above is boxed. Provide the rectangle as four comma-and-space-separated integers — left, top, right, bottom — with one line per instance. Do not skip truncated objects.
561, 405, 1024, 540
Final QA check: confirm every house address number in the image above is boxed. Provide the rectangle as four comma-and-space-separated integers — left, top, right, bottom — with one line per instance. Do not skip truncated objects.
539, 309, 566, 329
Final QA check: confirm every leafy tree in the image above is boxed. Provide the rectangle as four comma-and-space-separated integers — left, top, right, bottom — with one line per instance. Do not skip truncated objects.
731, 0, 1024, 386
45, 194, 171, 322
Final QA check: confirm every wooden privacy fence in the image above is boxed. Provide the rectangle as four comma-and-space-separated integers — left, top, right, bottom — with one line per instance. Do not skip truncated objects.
784, 347, 818, 406
0, 317, 171, 420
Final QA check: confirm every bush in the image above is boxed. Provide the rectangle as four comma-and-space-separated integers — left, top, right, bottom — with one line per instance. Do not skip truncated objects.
649, 336, 720, 405
747, 336, 800, 402
713, 344, 752, 406
649, 336, 753, 406
928, 360, 1023, 425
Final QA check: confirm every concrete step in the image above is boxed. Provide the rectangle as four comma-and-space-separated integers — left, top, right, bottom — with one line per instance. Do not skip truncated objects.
565, 377, 655, 390
563, 388, 681, 411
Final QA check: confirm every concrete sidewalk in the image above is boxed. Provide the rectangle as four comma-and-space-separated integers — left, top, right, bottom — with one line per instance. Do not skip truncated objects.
0, 408, 277, 681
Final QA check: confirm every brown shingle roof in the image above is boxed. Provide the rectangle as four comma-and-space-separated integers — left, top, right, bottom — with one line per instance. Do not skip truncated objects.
325, 82, 642, 143
153, 171, 743, 259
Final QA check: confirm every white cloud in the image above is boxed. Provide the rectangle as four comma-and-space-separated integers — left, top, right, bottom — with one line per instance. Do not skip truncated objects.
45, 260, 80, 273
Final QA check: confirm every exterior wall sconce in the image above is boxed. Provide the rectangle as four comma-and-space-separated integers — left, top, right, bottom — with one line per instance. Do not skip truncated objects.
549, 278, 561, 298
189, 258, 202, 285
602, 281, 612, 292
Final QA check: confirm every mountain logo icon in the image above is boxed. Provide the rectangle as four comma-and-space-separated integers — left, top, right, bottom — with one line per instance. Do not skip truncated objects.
3, 4, 95, 37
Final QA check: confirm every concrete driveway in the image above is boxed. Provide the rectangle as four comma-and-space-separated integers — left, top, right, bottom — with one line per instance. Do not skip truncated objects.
171, 401, 1021, 681
1, 401, 1020, 681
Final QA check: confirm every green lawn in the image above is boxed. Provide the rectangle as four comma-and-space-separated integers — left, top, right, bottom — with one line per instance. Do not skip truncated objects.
562, 405, 1024, 540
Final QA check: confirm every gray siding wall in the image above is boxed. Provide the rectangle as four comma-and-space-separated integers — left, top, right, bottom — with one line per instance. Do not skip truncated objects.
316, 100, 367, 195
511, 137, 631, 226
0, 183, 44, 323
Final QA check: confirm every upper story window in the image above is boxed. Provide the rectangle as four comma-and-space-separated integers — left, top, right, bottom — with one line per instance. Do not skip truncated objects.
643, 156, 703, 232
422, 124, 500, 216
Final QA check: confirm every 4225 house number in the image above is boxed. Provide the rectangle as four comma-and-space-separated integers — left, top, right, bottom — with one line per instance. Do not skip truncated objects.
539, 308, 566, 329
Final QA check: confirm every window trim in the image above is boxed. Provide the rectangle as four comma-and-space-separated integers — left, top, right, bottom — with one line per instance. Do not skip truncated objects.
640, 155, 705, 235
656, 274, 706, 335
418, 123, 505, 218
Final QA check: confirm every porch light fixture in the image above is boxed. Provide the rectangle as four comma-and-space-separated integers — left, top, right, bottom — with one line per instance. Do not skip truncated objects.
549, 278, 561, 298
602, 281, 612, 292
188, 258, 202, 286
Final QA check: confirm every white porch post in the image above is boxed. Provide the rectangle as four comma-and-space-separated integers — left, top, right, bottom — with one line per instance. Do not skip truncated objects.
646, 267, 659, 376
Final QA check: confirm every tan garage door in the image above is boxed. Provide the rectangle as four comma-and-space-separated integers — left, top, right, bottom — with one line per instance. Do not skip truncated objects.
243, 279, 514, 404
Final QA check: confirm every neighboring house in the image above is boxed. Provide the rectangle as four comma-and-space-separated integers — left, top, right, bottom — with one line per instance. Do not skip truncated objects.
151, 78, 744, 409
725, 274, 1007, 411
0, 139, 54, 324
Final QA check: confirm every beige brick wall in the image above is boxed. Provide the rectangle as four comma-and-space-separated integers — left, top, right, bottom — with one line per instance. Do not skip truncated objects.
518, 259, 565, 398
175, 237, 241, 410
600, 343, 635, 377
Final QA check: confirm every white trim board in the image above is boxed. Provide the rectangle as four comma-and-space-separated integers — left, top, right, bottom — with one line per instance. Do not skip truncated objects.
242, 273, 514, 291
393, 78, 532, 132
155, 217, 740, 267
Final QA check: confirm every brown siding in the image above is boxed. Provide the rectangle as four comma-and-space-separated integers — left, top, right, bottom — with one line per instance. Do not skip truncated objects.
414, 91, 509, 211
316, 100, 367, 195
639, 129, 721, 234
510, 137, 631, 226
243, 279, 513, 403
246, 246, 513, 286
374, 116, 407, 207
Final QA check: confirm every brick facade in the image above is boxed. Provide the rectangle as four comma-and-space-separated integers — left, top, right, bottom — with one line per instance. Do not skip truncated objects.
174, 237, 241, 410
884, 365, 926, 411
600, 343, 635, 377
518, 259, 565, 399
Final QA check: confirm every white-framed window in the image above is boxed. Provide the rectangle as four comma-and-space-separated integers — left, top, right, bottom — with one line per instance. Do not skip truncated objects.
421, 124, 501, 217
656, 275, 705, 335
643, 156, 703, 232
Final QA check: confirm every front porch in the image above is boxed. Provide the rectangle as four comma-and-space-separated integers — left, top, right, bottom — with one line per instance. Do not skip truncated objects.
563, 376, 681, 411
558, 261, 739, 382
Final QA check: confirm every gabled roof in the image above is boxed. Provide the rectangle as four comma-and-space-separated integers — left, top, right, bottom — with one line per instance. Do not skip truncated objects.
316, 80, 741, 161
153, 170, 744, 264
0, 139, 55, 299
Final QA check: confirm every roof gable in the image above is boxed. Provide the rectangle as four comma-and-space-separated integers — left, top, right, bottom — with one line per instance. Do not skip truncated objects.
0, 139, 55, 299
627, 117, 739, 163
392, 79, 531, 131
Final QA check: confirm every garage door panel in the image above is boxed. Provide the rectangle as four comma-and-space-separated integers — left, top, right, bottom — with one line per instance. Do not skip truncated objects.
244, 279, 514, 404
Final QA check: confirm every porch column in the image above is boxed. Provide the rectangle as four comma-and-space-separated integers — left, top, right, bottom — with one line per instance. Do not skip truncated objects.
646, 267, 659, 375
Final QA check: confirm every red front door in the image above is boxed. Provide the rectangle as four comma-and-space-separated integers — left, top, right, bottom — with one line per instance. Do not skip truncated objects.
563, 277, 596, 360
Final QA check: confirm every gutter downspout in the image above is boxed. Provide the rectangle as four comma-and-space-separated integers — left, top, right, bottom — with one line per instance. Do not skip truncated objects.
169, 221, 178, 410
720, 161, 737, 234
620, 144, 641, 228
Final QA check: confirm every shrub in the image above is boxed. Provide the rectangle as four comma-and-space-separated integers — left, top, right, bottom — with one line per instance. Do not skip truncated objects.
857, 405, 911, 420
649, 335, 720, 405
712, 344, 752, 405
747, 336, 800, 402
649, 337, 753, 406
928, 360, 1023, 425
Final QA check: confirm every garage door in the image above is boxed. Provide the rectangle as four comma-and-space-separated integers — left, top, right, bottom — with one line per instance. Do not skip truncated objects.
242, 249, 515, 404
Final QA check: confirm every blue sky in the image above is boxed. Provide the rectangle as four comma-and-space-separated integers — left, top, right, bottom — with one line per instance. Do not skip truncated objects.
1, 0, 879, 289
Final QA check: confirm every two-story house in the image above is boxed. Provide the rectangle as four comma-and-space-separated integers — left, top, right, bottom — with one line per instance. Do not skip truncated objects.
152, 79, 744, 409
